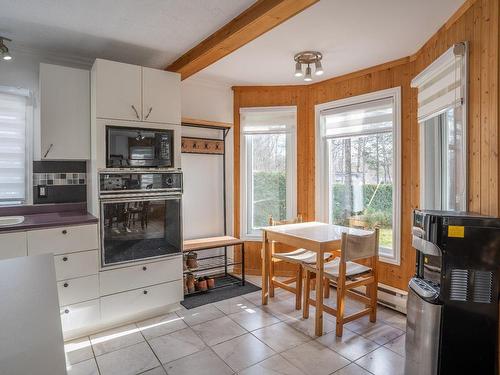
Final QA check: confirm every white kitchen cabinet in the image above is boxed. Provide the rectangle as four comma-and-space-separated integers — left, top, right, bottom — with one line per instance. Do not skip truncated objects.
27, 224, 99, 256
0, 232, 27, 260
99, 256, 182, 296
60, 299, 100, 333
100, 280, 183, 321
142, 66, 181, 124
39, 63, 90, 160
93, 59, 180, 124
57, 274, 99, 306
94, 59, 142, 121
54, 250, 99, 281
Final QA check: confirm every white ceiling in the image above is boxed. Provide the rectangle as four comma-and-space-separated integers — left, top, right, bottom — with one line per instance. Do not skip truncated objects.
0, 0, 464, 85
0, 0, 255, 68
193, 0, 465, 85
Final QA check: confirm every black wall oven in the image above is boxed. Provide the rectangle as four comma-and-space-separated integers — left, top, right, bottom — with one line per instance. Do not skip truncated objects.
106, 126, 174, 168
99, 171, 182, 267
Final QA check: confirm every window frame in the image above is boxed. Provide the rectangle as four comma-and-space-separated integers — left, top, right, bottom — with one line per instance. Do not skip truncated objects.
315, 87, 402, 265
0, 86, 33, 206
240, 106, 297, 240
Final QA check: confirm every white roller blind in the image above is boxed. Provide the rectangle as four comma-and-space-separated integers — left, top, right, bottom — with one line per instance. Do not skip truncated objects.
240, 107, 296, 134
411, 42, 467, 122
321, 97, 394, 137
0, 88, 29, 204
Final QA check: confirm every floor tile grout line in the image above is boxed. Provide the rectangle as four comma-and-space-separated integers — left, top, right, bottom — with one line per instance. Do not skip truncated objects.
136, 322, 167, 374
87, 336, 103, 375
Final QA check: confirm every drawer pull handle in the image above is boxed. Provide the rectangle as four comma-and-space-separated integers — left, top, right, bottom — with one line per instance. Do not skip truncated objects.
143, 290, 148, 295
142, 266, 147, 271
62, 230, 67, 235
62, 257, 68, 262
63, 282, 69, 288
64, 309, 69, 314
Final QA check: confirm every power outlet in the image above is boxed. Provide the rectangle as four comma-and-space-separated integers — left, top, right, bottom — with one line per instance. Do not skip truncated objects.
38, 185, 48, 198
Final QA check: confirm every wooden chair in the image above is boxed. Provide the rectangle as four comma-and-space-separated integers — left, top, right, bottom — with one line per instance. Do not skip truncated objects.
268, 215, 332, 310
303, 228, 379, 336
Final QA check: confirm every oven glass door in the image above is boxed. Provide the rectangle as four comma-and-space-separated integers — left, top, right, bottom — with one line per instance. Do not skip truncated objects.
100, 196, 181, 267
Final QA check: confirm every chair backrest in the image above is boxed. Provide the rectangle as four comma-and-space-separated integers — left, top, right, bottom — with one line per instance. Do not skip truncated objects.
268, 214, 303, 226
340, 228, 379, 262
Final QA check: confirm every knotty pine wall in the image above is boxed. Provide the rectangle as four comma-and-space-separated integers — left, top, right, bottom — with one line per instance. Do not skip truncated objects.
232, 0, 499, 290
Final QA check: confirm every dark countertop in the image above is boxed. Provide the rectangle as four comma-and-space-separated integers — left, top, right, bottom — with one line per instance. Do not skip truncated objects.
0, 202, 98, 232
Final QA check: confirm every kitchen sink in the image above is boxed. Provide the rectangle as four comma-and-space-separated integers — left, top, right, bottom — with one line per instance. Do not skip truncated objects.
0, 216, 25, 226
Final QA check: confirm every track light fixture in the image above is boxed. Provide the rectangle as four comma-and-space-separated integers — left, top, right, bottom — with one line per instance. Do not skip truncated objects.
293, 51, 323, 81
0, 37, 12, 61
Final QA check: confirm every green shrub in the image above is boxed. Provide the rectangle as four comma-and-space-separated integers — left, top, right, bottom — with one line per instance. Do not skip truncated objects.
253, 171, 286, 227
331, 183, 392, 228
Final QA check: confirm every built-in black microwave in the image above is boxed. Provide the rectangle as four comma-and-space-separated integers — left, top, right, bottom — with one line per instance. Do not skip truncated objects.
106, 126, 173, 168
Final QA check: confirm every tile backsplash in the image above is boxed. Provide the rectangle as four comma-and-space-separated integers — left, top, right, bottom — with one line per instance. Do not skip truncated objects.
33, 161, 87, 204
33, 172, 86, 186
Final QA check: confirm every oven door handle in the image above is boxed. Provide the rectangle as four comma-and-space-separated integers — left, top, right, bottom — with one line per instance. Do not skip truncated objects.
100, 193, 181, 202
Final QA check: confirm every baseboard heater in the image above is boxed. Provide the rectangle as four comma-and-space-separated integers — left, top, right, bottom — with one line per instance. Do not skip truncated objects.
348, 282, 408, 314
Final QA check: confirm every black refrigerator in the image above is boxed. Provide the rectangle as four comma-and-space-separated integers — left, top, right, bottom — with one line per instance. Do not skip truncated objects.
406, 210, 500, 375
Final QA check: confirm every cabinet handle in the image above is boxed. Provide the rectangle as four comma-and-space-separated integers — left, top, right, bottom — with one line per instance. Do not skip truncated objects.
62, 257, 68, 262
63, 282, 69, 288
142, 266, 147, 271
131, 105, 140, 119
43, 144, 54, 158
143, 290, 148, 295
64, 309, 70, 314
62, 230, 67, 235
145, 107, 153, 120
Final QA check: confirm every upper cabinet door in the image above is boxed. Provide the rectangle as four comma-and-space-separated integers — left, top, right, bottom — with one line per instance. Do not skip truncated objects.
142, 67, 181, 124
39, 63, 90, 160
94, 59, 142, 121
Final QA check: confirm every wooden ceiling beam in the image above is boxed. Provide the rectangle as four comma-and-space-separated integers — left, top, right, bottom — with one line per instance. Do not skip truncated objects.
165, 0, 319, 80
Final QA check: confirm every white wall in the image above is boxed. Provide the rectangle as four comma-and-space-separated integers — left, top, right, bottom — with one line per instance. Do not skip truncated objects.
180, 77, 234, 241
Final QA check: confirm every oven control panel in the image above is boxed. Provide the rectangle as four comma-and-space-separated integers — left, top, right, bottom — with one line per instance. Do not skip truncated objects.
99, 171, 182, 194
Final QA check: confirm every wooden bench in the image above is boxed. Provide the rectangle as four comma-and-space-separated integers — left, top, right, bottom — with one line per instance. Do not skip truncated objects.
183, 236, 245, 295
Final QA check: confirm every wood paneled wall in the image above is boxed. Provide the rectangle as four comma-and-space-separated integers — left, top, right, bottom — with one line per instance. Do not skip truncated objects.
232, 0, 499, 290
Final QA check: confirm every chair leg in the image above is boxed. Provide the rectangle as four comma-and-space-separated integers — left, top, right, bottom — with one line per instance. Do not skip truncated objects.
303, 270, 311, 319
296, 266, 303, 310
369, 280, 377, 322
269, 247, 274, 297
336, 281, 345, 337
324, 277, 330, 298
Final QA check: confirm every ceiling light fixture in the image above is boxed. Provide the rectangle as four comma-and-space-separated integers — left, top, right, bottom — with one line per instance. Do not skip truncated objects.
294, 61, 303, 77
0, 37, 13, 61
304, 65, 312, 82
294, 51, 323, 81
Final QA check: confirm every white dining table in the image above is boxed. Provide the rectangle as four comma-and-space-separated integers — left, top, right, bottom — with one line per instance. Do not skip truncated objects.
261, 221, 372, 336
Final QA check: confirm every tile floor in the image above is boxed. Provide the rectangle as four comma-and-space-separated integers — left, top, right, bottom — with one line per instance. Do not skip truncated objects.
65, 276, 407, 375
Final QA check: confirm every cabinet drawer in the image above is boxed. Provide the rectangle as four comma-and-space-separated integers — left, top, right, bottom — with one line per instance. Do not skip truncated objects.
57, 275, 99, 306
54, 250, 98, 281
100, 256, 182, 296
27, 224, 98, 256
100, 280, 182, 321
60, 299, 100, 333
0, 232, 27, 260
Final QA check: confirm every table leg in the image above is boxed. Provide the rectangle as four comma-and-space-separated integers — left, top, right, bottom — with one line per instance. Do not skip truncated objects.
261, 231, 269, 305
315, 249, 324, 336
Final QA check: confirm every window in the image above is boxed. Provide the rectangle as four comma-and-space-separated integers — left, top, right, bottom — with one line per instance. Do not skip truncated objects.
240, 107, 296, 239
316, 88, 401, 263
421, 108, 466, 210
412, 42, 468, 211
0, 87, 31, 205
